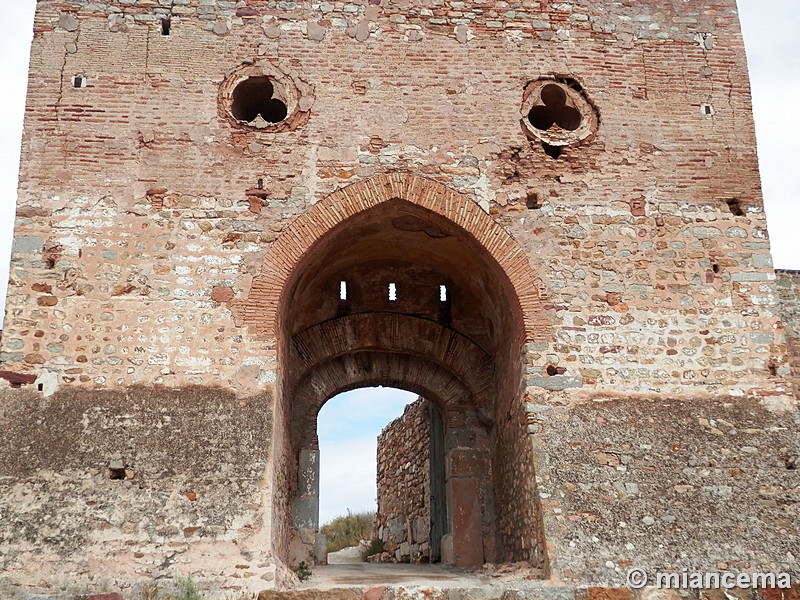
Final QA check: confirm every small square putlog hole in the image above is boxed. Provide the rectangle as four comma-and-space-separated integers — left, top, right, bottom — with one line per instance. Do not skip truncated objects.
525, 190, 542, 210
107, 460, 134, 480
725, 198, 744, 216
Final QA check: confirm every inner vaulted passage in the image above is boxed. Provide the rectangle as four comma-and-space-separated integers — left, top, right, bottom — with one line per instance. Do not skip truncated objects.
247, 174, 552, 572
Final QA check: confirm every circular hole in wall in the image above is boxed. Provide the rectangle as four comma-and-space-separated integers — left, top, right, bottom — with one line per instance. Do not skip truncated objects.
231, 76, 288, 124
520, 78, 597, 148
527, 84, 582, 132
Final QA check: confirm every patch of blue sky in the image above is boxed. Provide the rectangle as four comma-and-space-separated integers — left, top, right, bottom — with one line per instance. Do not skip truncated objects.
317, 387, 417, 524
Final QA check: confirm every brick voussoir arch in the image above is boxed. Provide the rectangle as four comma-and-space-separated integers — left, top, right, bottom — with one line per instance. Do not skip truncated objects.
290, 313, 495, 400
239, 172, 552, 342
292, 351, 476, 447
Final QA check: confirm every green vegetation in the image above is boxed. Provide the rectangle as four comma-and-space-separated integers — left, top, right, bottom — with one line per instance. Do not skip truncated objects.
135, 577, 254, 600
361, 538, 385, 561
294, 561, 313, 582
138, 578, 202, 600
320, 509, 376, 553
138, 578, 200, 600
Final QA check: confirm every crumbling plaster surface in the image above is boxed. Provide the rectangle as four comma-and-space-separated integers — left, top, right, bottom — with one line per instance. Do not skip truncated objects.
0, 386, 293, 596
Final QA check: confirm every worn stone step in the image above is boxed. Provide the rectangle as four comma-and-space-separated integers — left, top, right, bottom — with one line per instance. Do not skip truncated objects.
258, 585, 578, 600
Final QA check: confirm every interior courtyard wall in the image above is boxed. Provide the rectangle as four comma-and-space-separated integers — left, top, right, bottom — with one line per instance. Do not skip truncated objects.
375, 397, 432, 563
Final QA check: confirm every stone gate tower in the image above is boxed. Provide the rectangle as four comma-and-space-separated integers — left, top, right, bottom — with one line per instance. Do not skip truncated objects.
1, 0, 797, 595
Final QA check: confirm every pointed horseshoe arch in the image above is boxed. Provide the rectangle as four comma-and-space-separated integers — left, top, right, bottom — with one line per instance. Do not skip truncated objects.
239, 172, 552, 342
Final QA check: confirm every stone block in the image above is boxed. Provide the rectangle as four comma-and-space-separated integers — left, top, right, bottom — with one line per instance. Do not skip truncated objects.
760, 586, 800, 600
731, 272, 775, 282
11, 235, 43, 254
527, 375, 583, 391
637, 588, 681, 600
412, 515, 429, 543
579, 589, 632, 600
501, 590, 576, 600
447, 448, 487, 478
292, 498, 319, 529
447, 477, 484, 567
314, 532, 328, 564
259, 590, 362, 600
440, 533, 454, 565
364, 587, 386, 600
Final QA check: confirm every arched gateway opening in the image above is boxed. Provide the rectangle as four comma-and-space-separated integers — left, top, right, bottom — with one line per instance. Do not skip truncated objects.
241, 174, 552, 572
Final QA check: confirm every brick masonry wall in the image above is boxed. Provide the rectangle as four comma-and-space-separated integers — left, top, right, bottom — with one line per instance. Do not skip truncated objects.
375, 397, 432, 562
0, 0, 792, 400
776, 270, 800, 399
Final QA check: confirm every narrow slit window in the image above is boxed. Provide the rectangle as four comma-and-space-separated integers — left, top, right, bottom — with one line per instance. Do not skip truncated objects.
438, 284, 452, 326
388, 282, 397, 302
161, 17, 171, 36
339, 280, 347, 301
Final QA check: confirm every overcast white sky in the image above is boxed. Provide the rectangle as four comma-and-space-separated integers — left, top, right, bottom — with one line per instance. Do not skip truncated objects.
0, 1, 797, 523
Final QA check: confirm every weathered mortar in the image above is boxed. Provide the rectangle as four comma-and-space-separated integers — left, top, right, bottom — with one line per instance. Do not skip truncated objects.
0, 385, 290, 595
2, 0, 790, 398
532, 393, 799, 584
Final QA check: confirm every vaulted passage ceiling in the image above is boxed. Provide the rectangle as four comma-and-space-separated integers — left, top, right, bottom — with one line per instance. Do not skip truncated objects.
284, 199, 521, 355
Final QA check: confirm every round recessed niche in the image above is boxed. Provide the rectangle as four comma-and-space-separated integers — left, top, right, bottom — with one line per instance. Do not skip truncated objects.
520, 78, 598, 147
219, 62, 312, 131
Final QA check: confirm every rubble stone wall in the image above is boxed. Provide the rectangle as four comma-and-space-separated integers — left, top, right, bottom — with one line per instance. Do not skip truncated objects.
776, 270, 800, 399
375, 397, 432, 563
0, 385, 291, 596
532, 393, 799, 583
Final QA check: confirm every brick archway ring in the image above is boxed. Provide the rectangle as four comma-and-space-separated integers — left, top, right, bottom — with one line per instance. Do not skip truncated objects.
238, 172, 552, 342
290, 313, 494, 400
292, 350, 476, 447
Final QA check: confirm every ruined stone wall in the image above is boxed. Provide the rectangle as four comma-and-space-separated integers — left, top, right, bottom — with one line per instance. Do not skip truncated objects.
493, 390, 545, 567
531, 393, 799, 584
0, 386, 292, 596
776, 270, 800, 399
1, 0, 791, 400
375, 397, 432, 562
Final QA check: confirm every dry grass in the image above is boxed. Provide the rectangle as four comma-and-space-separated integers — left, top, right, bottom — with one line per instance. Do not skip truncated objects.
136, 578, 255, 600
320, 510, 376, 553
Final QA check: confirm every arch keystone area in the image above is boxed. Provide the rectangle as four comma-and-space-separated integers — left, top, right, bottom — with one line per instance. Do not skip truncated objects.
239, 172, 553, 342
